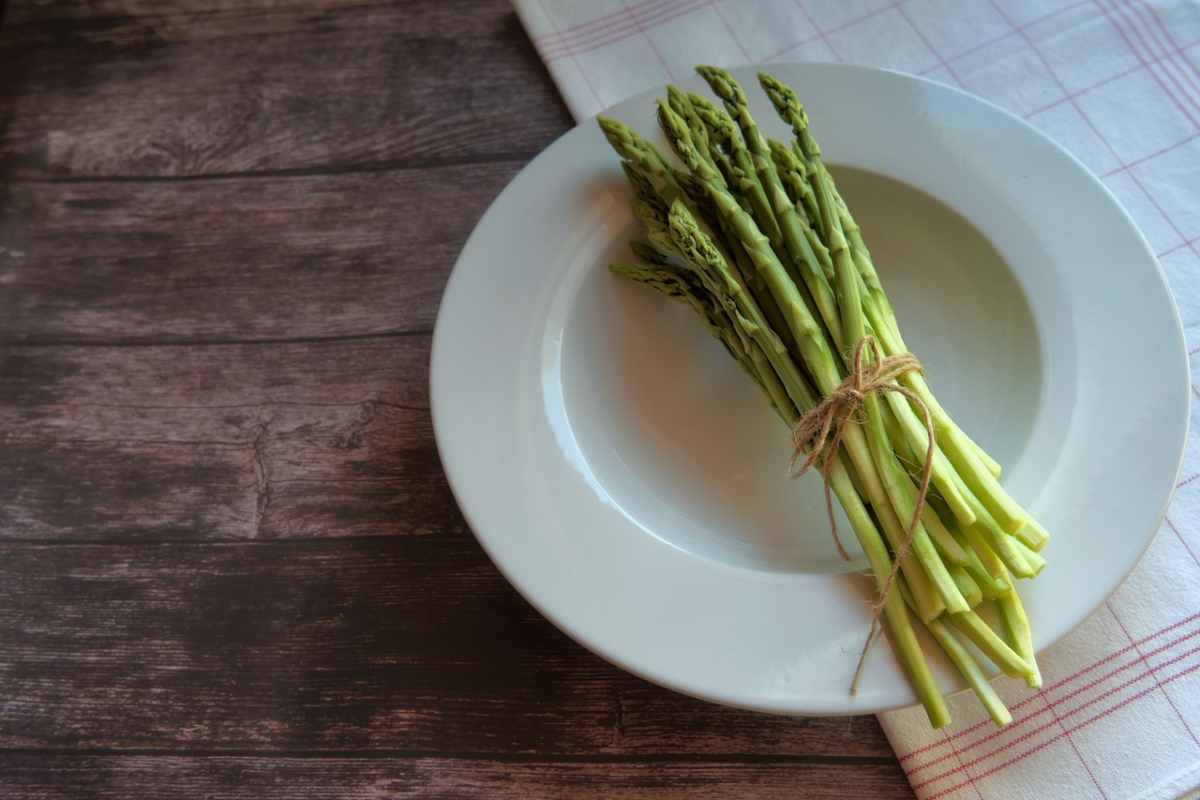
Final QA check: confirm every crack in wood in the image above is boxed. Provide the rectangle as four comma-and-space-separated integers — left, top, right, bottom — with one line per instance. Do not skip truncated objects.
16, 400, 429, 413
250, 421, 272, 537
0, 438, 249, 447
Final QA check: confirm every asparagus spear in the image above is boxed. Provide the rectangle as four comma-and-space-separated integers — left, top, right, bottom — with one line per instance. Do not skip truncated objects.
686, 94, 753, 216
666, 85, 717, 176
1017, 516, 1051, 551
768, 137, 821, 230
758, 72, 823, 165
597, 116, 711, 237
924, 615, 1013, 726
954, 478, 1036, 579
954, 527, 1009, 598
1013, 538, 1047, 577
998, 579, 1043, 688
948, 610, 1034, 681
960, 522, 1014, 589
658, 98, 727, 190
898, 583, 1012, 726
950, 565, 982, 608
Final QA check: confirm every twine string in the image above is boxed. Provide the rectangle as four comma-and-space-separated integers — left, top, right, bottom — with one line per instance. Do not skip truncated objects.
787, 336, 936, 693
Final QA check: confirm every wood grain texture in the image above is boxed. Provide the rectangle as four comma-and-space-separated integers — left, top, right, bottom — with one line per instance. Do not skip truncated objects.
0, 538, 893, 760
1, 165, 516, 343
0, 0, 913, 795
1, 337, 449, 540
0, 755, 910, 799
0, 1, 572, 178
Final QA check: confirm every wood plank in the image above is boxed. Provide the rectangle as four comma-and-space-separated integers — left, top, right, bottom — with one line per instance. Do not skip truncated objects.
1, 164, 513, 342
0, 538, 894, 759
0, 754, 913, 799
0, 337, 458, 540
0, 1, 572, 178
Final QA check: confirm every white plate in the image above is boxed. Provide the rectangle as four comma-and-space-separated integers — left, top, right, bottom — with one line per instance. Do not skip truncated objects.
431, 63, 1189, 714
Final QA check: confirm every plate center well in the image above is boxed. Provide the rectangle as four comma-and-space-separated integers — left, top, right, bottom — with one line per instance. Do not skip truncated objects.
559, 167, 1042, 574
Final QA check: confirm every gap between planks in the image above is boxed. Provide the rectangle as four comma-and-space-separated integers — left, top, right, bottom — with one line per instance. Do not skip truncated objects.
0, 328, 434, 349
5, 152, 538, 186
0, 747, 898, 766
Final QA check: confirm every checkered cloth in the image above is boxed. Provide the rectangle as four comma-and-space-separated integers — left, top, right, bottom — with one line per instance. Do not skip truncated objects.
513, 1, 1200, 797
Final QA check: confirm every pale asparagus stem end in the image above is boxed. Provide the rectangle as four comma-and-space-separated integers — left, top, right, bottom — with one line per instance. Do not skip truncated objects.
1017, 516, 1051, 551
999, 583, 1043, 688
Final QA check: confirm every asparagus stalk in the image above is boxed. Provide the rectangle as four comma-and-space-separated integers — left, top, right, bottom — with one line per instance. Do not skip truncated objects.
948, 611, 1034, 681
611, 259, 744, 358
658, 99, 727, 190
851, 248, 1019, 522
598, 115, 728, 259
611, 257, 788, 420
687, 94, 754, 216
954, 528, 1009, 598
899, 584, 1012, 726
950, 565, 983, 608
960, 522, 1014, 588
1017, 516, 1051, 551
957, 481, 1036, 579
776, 155, 971, 612
924, 615, 1013, 726
1013, 538, 1047, 577
884, 408, 972, 567
881, 582, 952, 729
758, 72, 822, 165
998, 580, 1043, 688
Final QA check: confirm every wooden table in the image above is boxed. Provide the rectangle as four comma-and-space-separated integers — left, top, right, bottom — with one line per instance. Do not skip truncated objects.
0, 2, 912, 796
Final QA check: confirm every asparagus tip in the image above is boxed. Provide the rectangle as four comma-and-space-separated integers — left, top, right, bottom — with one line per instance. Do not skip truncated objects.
629, 240, 669, 265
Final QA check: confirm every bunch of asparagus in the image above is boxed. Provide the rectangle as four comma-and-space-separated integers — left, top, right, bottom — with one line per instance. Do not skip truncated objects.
599, 66, 1049, 728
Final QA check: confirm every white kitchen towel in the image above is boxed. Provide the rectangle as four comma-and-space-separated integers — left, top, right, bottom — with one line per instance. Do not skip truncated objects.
513, 1, 1200, 798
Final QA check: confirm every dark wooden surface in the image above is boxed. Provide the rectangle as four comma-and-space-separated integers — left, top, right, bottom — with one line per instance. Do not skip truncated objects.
0, 1, 913, 796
